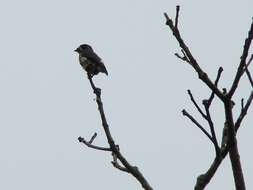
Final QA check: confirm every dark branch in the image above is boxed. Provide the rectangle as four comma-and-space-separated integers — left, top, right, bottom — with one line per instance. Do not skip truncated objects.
194, 156, 222, 190
228, 21, 253, 98
202, 67, 223, 156
235, 91, 253, 131
175, 50, 190, 63
78, 136, 111, 151
89, 132, 97, 144
187, 89, 221, 155
111, 161, 130, 173
203, 102, 220, 156
182, 109, 213, 143
111, 152, 130, 173
187, 90, 207, 119
241, 98, 244, 111
243, 54, 253, 72
164, 11, 225, 101
195, 25, 253, 190
175, 5, 180, 29
244, 54, 253, 87
206, 67, 223, 108
86, 74, 153, 190
165, 7, 252, 189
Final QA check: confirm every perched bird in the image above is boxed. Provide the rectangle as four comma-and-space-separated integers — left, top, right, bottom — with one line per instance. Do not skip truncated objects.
74, 44, 108, 76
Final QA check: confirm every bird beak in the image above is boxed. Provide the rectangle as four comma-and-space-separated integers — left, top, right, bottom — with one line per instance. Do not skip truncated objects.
74, 48, 78, 52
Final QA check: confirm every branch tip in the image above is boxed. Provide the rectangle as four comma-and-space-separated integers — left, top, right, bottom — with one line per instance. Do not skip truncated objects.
241, 98, 244, 110
89, 132, 97, 144
163, 12, 169, 20
175, 5, 180, 28
78, 136, 84, 142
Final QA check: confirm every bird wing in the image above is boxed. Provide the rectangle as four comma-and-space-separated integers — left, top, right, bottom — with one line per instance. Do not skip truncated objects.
81, 49, 102, 63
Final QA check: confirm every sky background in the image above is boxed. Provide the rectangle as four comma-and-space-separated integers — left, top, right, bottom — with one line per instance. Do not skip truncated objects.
0, 0, 253, 189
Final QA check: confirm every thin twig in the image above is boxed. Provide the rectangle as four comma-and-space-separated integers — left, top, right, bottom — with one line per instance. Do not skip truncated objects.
164, 12, 225, 101
187, 89, 221, 155
202, 67, 223, 156
206, 67, 223, 108
175, 5, 180, 29
175, 49, 190, 63
187, 90, 207, 119
89, 132, 97, 144
241, 98, 244, 111
175, 53, 189, 63
182, 109, 213, 143
235, 90, 253, 131
228, 21, 253, 98
78, 136, 111, 151
244, 54, 253, 87
203, 103, 220, 156
243, 54, 253, 73
111, 152, 130, 173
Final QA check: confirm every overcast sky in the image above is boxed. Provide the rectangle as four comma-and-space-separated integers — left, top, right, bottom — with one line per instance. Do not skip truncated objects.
0, 0, 252, 189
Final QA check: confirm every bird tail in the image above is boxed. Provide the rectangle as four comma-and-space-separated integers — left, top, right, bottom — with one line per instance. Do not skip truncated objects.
100, 62, 108, 75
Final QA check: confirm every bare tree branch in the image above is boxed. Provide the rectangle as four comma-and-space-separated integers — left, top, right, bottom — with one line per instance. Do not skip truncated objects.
241, 98, 244, 111
182, 109, 214, 143
194, 90, 253, 190
228, 22, 253, 98
200, 89, 252, 189
244, 54, 253, 87
203, 102, 220, 156
175, 5, 180, 29
186, 88, 221, 156
165, 6, 252, 190
201, 67, 223, 155
175, 49, 190, 63
81, 73, 153, 190
164, 11, 225, 101
187, 90, 207, 119
78, 136, 111, 151
223, 20, 253, 190
206, 67, 223, 108
235, 90, 253, 131
111, 152, 130, 173
89, 132, 97, 144
195, 156, 222, 190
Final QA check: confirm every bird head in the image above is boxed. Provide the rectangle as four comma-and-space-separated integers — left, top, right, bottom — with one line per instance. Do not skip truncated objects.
74, 44, 93, 53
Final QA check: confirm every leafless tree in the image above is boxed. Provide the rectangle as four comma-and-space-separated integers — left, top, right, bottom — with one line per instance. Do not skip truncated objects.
78, 6, 253, 190
164, 6, 253, 190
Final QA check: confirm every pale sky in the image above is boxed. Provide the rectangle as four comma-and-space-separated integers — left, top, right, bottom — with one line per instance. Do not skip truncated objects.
0, 0, 252, 189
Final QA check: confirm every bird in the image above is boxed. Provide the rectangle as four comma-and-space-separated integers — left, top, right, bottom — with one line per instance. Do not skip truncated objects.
74, 44, 108, 77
